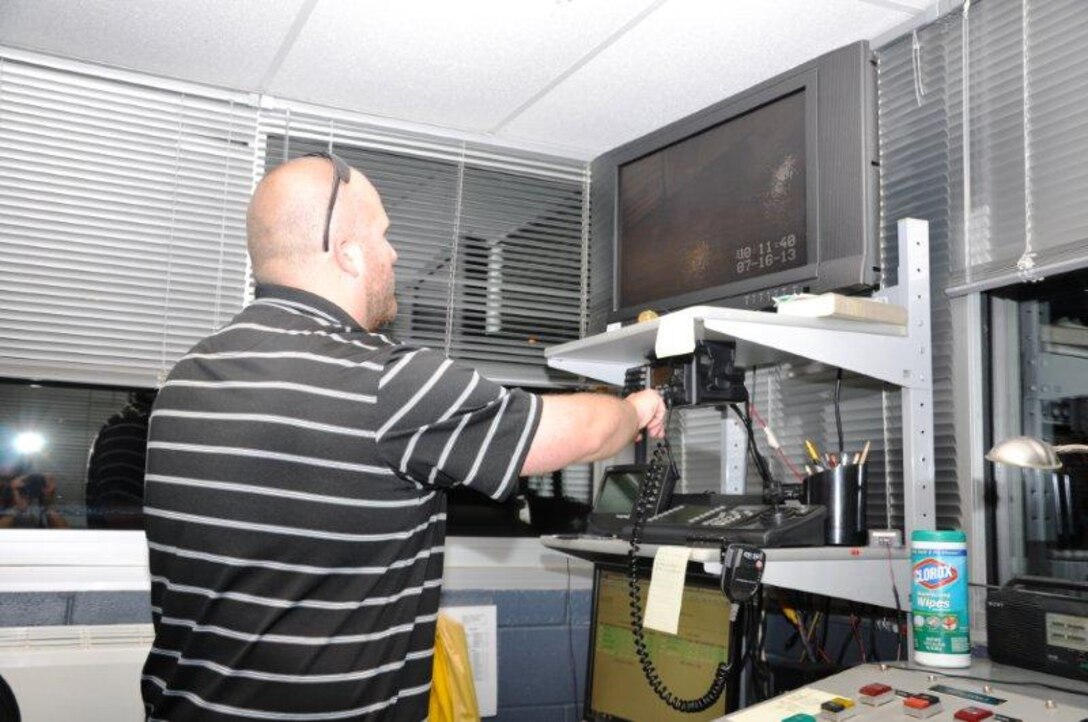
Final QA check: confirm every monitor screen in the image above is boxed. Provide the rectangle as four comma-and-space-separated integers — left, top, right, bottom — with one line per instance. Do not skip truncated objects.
617, 89, 808, 311
585, 567, 734, 721
593, 466, 645, 515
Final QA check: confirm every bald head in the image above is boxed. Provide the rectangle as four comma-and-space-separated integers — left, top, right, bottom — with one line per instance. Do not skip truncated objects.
247, 156, 365, 282
245, 155, 398, 329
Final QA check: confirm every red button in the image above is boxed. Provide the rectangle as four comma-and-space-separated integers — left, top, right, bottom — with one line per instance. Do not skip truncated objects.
905, 696, 933, 710
859, 683, 891, 697
953, 707, 993, 721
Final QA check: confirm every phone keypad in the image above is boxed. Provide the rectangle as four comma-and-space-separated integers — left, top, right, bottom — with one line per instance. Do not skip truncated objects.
699, 506, 761, 527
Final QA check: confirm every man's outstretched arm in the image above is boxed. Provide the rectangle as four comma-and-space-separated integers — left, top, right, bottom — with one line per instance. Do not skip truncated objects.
520, 389, 665, 476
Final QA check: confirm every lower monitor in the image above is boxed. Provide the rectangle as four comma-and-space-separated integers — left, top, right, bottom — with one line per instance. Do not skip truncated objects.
585, 566, 738, 721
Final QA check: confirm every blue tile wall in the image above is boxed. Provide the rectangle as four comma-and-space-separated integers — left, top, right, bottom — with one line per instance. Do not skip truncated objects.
69, 591, 153, 625
0, 592, 74, 627
441, 588, 591, 720
0, 591, 152, 627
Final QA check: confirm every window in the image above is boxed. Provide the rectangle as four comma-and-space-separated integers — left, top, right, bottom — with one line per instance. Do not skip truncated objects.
987, 270, 1088, 584
261, 121, 589, 388
0, 379, 153, 530
0, 55, 593, 539
0, 59, 256, 389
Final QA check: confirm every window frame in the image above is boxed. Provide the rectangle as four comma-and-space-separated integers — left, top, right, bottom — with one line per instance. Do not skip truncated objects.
0, 531, 591, 593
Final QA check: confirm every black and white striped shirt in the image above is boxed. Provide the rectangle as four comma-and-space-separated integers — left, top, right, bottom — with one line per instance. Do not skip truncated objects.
141, 284, 541, 721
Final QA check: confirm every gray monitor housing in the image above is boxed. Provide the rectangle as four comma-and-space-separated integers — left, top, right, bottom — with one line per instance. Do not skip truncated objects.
594, 41, 879, 322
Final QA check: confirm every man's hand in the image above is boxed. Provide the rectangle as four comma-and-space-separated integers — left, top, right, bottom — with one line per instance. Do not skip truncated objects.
625, 389, 667, 440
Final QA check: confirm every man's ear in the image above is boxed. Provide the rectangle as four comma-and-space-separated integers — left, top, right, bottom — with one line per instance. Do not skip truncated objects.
335, 241, 365, 278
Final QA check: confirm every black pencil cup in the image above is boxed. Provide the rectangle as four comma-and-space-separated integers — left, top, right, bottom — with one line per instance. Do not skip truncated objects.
803, 464, 867, 546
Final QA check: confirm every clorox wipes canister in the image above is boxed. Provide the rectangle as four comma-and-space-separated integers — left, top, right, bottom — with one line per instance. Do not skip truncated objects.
911, 529, 970, 667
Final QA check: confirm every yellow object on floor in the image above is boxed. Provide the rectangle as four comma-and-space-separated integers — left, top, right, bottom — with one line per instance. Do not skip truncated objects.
429, 613, 481, 722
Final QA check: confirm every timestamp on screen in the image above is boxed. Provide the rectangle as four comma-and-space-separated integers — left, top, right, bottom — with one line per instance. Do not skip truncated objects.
734, 233, 799, 275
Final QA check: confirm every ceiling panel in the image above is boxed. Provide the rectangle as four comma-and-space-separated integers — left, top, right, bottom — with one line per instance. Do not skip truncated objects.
0, 0, 943, 159
501, 0, 922, 156
0, 0, 308, 91
267, 0, 661, 135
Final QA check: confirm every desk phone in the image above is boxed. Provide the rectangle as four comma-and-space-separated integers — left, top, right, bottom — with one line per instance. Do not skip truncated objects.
588, 464, 827, 548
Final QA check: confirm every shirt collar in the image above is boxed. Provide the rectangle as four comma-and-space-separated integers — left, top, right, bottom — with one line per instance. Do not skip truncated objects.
254, 284, 361, 330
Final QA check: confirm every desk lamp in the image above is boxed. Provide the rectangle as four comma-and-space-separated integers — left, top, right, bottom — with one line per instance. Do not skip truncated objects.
985, 436, 1088, 470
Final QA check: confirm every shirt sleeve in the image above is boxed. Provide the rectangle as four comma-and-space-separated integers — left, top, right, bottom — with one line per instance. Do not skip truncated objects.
374, 345, 541, 501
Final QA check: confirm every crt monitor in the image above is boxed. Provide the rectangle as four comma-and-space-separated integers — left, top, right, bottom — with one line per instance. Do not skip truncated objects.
585, 566, 738, 721
592, 463, 677, 520
593, 40, 879, 320
593, 465, 644, 515
618, 89, 808, 314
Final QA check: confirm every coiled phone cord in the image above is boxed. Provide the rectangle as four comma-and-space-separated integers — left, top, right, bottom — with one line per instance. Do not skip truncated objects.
626, 439, 736, 713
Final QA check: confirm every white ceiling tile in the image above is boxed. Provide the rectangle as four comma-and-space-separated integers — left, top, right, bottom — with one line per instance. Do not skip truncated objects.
0, 0, 944, 157
500, 0, 920, 157
860, 0, 935, 10
266, 0, 660, 134
0, 0, 308, 91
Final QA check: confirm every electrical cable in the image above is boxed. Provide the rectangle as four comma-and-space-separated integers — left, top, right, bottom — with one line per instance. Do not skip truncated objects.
805, 611, 832, 664
821, 596, 832, 663
730, 403, 778, 499
748, 402, 805, 481
868, 607, 881, 663
564, 558, 579, 706
834, 368, 845, 454
850, 613, 867, 663
884, 544, 905, 659
781, 596, 817, 663
835, 620, 854, 666
748, 594, 772, 702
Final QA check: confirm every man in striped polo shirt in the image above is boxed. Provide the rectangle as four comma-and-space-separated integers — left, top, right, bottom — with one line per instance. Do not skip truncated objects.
141, 154, 666, 721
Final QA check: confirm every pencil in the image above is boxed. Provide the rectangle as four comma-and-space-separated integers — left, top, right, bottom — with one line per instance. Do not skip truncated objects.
858, 440, 872, 465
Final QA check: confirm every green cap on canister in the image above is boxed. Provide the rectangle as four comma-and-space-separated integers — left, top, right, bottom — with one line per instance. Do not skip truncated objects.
911, 529, 966, 543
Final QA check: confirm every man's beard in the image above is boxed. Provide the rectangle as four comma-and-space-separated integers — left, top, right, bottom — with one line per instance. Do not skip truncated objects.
368, 283, 397, 329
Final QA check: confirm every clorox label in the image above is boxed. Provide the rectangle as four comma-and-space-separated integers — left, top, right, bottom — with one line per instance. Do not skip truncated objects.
914, 558, 959, 590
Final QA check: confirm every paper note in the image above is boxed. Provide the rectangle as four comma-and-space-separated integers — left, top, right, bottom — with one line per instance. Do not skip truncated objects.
719, 687, 837, 721
439, 605, 498, 716
644, 545, 692, 635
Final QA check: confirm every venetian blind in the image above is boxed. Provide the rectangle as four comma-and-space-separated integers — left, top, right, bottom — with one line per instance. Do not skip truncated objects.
0, 58, 257, 388
877, 13, 963, 529
668, 407, 726, 495
944, 0, 1088, 295
750, 365, 904, 529
261, 109, 589, 388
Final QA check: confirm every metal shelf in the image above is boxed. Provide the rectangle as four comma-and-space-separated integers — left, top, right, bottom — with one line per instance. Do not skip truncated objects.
547, 220, 933, 393
542, 219, 937, 610
546, 304, 916, 388
540, 534, 910, 610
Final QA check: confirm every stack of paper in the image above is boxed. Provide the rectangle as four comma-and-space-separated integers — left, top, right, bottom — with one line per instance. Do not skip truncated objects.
775, 293, 907, 326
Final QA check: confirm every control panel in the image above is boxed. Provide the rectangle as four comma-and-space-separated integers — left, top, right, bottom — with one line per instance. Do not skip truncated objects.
719, 662, 1088, 722
618, 501, 827, 548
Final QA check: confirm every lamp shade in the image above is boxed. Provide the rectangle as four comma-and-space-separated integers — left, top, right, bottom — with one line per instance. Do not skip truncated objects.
985, 436, 1062, 470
